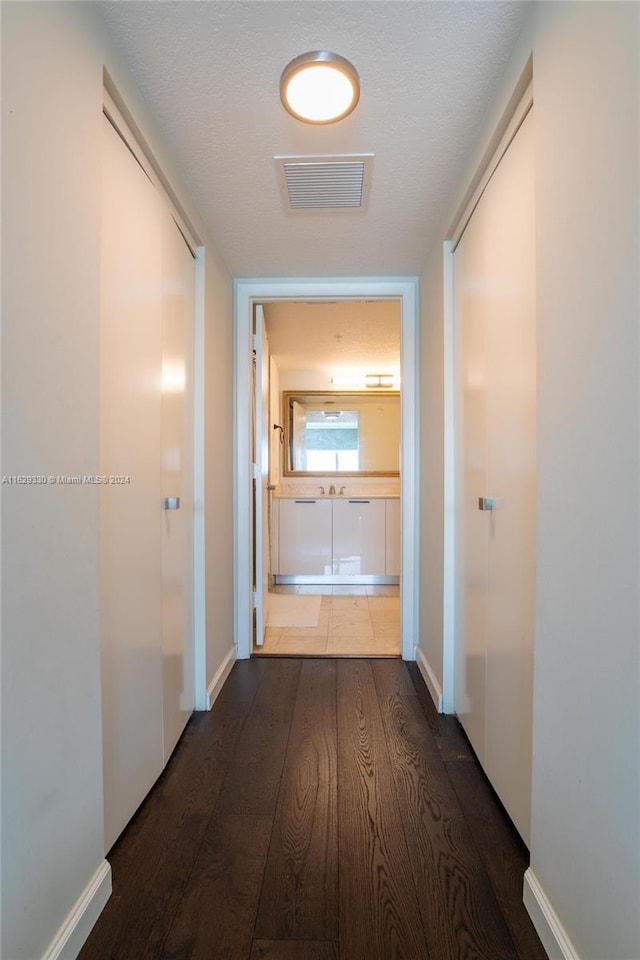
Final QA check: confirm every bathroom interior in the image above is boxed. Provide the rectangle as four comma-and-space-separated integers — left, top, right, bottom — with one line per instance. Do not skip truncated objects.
253, 299, 401, 657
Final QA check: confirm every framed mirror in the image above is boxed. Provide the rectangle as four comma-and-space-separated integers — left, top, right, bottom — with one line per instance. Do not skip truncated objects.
283, 390, 400, 476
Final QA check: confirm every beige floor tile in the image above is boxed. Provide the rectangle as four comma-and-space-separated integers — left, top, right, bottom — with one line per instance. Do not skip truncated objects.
326, 636, 379, 655
371, 620, 401, 641
276, 636, 328, 654
258, 586, 403, 656
370, 609, 401, 624
373, 637, 402, 656
330, 596, 370, 613
329, 611, 371, 630
367, 596, 400, 614
255, 630, 280, 653
278, 625, 329, 643
330, 616, 374, 639
279, 610, 330, 638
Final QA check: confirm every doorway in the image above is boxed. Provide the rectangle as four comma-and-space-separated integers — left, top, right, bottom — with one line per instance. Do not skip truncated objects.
257, 300, 401, 657
234, 279, 419, 662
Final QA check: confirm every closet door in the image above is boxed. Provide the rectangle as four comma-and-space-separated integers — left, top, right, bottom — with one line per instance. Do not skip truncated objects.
100, 115, 196, 845
455, 110, 535, 844
455, 189, 489, 767
100, 116, 164, 850
483, 111, 536, 845
161, 208, 195, 761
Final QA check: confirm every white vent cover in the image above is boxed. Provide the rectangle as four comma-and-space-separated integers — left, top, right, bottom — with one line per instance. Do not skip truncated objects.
275, 154, 373, 211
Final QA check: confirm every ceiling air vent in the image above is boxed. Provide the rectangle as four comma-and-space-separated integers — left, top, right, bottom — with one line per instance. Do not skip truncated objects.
275, 154, 373, 212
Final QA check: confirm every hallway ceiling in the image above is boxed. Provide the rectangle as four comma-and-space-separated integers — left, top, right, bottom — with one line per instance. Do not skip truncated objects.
98, 1, 529, 278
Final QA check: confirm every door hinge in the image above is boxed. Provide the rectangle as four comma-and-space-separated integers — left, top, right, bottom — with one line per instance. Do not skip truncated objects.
252, 462, 259, 479
251, 334, 257, 351
252, 589, 258, 609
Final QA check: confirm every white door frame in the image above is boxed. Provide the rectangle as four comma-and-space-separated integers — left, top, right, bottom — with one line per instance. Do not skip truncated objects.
234, 278, 420, 661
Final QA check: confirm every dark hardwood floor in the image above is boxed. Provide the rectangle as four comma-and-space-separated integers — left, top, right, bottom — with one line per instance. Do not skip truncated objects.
79, 658, 548, 960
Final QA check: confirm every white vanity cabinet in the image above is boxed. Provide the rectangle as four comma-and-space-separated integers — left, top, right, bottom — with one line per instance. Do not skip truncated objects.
275, 496, 399, 580
278, 498, 332, 575
332, 498, 386, 576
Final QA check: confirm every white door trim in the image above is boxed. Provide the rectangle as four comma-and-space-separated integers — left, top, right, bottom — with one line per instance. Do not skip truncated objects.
192, 246, 208, 709
234, 278, 420, 661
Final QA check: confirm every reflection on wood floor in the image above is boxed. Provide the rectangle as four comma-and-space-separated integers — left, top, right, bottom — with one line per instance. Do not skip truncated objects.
78, 658, 548, 960
254, 584, 400, 657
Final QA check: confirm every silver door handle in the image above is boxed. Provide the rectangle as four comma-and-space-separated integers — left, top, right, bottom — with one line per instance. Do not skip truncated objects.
478, 497, 496, 511
164, 496, 180, 510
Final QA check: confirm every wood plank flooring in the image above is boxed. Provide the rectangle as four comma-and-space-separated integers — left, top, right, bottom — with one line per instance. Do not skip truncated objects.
79, 658, 547, 960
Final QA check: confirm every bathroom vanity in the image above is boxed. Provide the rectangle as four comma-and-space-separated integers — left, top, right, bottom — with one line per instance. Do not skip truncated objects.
272, 494, 400, 582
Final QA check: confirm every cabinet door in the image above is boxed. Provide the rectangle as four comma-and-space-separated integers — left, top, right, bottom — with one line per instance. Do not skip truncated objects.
279, 499, 332, 575
333, 499, 386, 576
270, 498, 280, 574
385, 499, 401, 576
483, 109, 536, 847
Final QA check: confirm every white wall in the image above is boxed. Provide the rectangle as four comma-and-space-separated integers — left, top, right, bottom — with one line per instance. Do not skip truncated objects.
2, 7, 107, 959
269, 357, 282, 487
0, 2, 233, 957
528, 4, 639, 958
418, 248, 446, 684
203, 249, 234, 685
418, 3, 639, 958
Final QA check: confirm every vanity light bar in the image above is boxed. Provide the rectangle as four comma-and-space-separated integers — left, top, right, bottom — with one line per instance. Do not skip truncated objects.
365, 373, 395, 388
331, 373, 399, 388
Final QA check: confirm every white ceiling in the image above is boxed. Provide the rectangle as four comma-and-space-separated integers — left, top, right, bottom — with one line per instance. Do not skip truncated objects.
98, 1, 529, 278
263, 300, 400, 373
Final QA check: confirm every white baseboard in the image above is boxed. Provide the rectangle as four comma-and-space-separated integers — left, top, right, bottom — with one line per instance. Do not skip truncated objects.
415, 646, 443, 712
523, 868, 581, 960
42, 860, 112, 960
205, 645, 236, 710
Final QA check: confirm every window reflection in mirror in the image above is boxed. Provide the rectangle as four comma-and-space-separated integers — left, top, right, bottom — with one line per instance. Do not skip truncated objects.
284, 391, 400, 476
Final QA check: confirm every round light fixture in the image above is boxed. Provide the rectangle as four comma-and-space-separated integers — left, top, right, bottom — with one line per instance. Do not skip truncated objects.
280, 51, 360, 124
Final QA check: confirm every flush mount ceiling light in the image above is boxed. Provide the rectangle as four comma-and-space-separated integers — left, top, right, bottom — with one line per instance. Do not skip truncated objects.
280, 51, 360, 124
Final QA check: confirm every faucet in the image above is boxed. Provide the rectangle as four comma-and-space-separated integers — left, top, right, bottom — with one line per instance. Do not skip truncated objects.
339, 485, 346, 495
329, 484, 336, 495
320, 486, 325, 495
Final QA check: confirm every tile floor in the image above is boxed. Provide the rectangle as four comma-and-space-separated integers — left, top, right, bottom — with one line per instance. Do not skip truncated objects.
253, 583, 400, 657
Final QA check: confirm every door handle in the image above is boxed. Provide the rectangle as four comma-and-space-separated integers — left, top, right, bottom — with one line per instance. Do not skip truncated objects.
478, 497, 496, 511
164, 496, 181, 510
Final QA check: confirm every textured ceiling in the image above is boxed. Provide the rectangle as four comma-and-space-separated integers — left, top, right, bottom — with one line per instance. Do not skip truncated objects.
263, 300, 400, 373
98, 1, 529, 277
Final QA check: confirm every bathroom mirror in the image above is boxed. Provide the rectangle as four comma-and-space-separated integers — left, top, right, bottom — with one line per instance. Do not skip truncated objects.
283, 391, 400, 476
